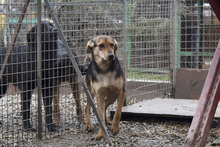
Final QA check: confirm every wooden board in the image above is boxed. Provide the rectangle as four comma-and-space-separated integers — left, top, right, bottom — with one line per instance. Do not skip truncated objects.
174, 68, 208, 99
111, 98, 220, 119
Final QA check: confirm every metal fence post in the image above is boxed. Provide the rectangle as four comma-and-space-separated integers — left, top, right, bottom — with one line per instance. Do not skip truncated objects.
37, 0, 43, 140
123, 0, 127, 106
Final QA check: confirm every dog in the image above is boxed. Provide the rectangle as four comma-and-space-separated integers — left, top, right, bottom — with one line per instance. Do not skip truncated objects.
0, 20, 86, 132
85, 35, 125, 139
53, 39, 87, 126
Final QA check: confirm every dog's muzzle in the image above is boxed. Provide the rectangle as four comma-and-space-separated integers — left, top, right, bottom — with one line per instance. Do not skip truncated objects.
108, 53, 114, 61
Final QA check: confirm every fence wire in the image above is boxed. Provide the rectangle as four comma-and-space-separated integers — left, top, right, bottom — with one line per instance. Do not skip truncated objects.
125, 0, 174, 102
178, 0, 219, 69
0, 0, 219, 146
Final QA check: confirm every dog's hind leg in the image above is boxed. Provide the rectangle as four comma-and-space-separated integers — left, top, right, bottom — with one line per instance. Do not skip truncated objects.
70, 76, 84, 124
42, 85, 55, 132
0, 84, 8, 125
53, 80, 60, 127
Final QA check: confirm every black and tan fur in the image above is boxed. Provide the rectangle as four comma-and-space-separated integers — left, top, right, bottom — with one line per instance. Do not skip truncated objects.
85, 35, 125, 139
53, 39, 87, 126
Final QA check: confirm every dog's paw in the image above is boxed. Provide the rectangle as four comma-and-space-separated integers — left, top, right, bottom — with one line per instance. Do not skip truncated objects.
24, 127, 37, 132
77, 116, 85, 125
95, 133, 105, 140
54, 122, 61, 127
111, 124, 119, 135
86, 123, 93, 131
105, 118, 112, 125
47, 124, 57, 132
23, 121, 36, 132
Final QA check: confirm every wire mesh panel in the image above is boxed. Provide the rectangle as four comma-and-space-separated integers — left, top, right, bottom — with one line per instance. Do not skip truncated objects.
125, 0, 174, 102
46, 0, 124, 142
1, 0, 219, 146
178, 0, 220, 69
0, 0, 124, 145
0, 0, 39, 146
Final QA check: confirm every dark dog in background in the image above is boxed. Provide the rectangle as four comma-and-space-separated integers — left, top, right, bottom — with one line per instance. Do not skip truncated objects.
85, 35, 125, 139
0, 20, 86, 132
53, 39, 87, 126
0, 20, 58, 132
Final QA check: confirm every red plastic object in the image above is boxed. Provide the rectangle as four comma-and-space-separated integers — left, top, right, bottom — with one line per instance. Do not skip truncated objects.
184, 41, 220, 147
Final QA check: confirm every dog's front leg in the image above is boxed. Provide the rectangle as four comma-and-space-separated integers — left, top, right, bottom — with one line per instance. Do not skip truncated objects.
53, 85, 60, 127
19, 82, 36, 132
111, 90, 125, 135
85, 88, 94, 131
105, 93, 118, 125
96, 94, 105, 139
21, 91, 36, 132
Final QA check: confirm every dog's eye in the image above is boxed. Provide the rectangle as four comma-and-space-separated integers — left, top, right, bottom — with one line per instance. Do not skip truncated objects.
99, 44, 104, 48
110, 43, 114, 48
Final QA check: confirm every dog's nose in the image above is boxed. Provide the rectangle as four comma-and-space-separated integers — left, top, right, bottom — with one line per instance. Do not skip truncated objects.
108, 53, 114, 60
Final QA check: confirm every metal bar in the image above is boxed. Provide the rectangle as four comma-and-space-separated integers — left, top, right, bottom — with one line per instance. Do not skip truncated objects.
0, 0, 30, 81
174, 0, 181, 69
196, 0, 203, 69
37, 0, 43, 140
180, 51, 215, 56
8, 19, 37, 23
123, 0, 127, 106
172, 0, 178, 96
126, 1, 131, 69
43, 0, 113, 146
184, 40, 220, 147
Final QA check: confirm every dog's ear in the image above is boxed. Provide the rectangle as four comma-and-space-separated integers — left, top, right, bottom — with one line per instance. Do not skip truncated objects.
27, 26, 37, 44
27, 31, 31, 43
86, 40, 94, 54
113, 39, 118, 51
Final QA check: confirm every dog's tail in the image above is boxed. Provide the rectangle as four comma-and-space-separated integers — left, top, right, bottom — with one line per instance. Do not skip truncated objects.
78, 64, 87, 75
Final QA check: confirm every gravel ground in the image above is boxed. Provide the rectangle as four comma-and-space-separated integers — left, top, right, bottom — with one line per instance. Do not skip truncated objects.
36, 117, 220, 147
1, 88, 220, 146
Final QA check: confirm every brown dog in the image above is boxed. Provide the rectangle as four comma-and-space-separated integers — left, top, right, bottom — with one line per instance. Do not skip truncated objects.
85, 35, 125, 139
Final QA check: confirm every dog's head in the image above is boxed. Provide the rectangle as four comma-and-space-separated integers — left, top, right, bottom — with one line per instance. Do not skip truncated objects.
86, 35, 118, 63
27, 20, 58, 45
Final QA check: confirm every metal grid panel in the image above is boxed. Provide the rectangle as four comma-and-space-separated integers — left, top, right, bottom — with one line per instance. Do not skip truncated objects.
0, 0, 124, 145
1, 0, 219, 145
0, 0, 38, 146
125, 0, 174, 102
178, 0, 220, 69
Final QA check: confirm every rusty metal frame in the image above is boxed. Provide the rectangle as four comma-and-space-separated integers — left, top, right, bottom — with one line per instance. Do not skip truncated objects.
184, 40, 220, 146
184, 1, 220, 146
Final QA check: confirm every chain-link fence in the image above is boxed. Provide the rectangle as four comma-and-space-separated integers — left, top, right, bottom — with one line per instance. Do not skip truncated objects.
0, 0, 219, 146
